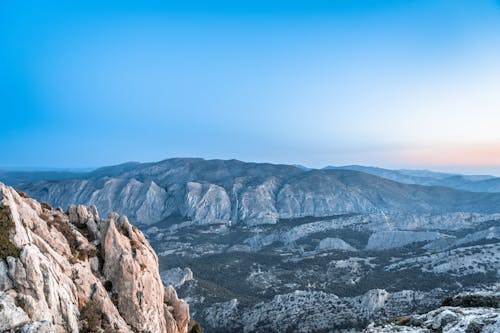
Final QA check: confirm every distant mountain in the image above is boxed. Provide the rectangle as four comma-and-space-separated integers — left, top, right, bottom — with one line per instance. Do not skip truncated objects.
324, 165, 500, 192
2, 158, 500, 226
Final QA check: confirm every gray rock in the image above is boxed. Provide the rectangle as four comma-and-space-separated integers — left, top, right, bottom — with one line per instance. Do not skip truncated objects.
366, 231, 447, 250
317, 237, 357, 252
161, 267, 194, 288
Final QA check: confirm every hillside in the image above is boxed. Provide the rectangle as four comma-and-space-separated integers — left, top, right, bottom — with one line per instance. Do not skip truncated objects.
3, 158, 500, 226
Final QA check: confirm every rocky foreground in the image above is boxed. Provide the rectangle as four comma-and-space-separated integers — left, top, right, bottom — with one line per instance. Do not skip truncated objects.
0, 182, 190, 333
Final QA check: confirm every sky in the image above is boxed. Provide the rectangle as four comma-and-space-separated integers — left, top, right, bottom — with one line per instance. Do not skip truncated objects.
1, 0, 500, 174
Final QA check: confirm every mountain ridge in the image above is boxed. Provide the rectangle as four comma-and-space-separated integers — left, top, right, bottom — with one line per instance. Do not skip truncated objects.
4, 158, 500, 226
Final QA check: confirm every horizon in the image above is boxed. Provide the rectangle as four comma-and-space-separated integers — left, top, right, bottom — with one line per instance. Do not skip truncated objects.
2, 1, 500, 174
1, 156, 500, 177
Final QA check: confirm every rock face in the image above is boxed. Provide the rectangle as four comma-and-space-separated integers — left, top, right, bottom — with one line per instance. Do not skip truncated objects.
0, 183, 189, 333
161, 267, 194, 288
317, 237, 357, 251
7, 158, 500, 225
365, 231, 447, 250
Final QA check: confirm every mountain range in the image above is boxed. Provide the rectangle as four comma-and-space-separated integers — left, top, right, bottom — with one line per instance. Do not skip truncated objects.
1, 158, 499, 332
325, 165, 500, 193
2, 158, 500, 227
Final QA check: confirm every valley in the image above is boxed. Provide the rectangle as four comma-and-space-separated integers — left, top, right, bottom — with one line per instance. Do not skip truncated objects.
1, 158, 499, 332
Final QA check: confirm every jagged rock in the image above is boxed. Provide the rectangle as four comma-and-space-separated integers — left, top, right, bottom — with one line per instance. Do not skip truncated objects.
184, 182, 231, 224
165, 285, 190, 333
0, 182, 190, 333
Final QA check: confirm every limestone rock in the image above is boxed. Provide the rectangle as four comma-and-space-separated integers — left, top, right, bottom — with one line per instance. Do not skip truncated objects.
364, 293, 500, 333
317, 237, 357, 252
0, 182, 189, 333
161, 267, 194, 288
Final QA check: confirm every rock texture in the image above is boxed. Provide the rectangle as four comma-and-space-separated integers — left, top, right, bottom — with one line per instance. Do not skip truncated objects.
0, 182, 189, 333
365, 231, 447, 250
364, 292, 500, 333
198, 288, 444, 333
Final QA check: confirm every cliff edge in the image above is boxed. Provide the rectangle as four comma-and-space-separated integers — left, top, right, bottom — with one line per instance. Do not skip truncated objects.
0, 182, 190, 333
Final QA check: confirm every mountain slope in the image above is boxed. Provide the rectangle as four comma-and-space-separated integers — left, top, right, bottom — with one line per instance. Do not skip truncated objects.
325, 165, 500, 192
5, 159, 500, 226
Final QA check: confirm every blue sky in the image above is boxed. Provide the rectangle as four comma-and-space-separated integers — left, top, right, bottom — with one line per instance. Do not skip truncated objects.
1, 1, 500, 174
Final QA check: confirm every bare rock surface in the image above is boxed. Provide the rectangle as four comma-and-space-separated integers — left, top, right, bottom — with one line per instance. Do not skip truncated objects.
0, 182, 189, 333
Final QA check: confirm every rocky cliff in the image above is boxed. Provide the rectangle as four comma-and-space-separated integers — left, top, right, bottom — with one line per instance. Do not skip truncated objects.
0, 182, 190, 333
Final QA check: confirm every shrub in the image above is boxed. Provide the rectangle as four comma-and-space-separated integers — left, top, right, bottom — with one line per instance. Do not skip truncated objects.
394, 316, 411, 326
188, 319, 202, 333
79, 299, 102, 333
40, 202, 52, 210
51, 214, 79, 254
15, 190, 28, 198
0, 206, 20, 259
442, 295, 499, 308
87, 247, 98, 258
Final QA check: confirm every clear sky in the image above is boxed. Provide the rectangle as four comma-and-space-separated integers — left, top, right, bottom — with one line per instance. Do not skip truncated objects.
1, 1, 500, 174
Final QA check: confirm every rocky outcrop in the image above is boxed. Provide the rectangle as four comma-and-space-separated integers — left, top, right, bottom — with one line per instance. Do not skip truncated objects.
198, 288, 444, 333
317, 237, 357, 252
364, 292, 500, 333
0, 183, 189, 333
161, 267, 194, 288
365, 231, 447, 250
184, 182, 231, 224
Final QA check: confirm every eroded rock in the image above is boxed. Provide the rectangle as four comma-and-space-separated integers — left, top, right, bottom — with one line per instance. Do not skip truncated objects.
0, 182, 190, 333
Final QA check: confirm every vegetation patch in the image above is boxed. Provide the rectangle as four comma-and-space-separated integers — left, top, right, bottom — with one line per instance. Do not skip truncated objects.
442, 294, 499, 308
50, 213, 79, 255
15, 190, 28, 198
40, 202, 52, 210
0, 205, 21, 259
188, 319, 202, 333
79, 299, 103, 333
79, 299, 118, 333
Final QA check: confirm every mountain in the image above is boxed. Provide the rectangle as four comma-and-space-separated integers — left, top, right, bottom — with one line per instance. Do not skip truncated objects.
3, 158, 500, 226
0, 183, 191, 333
324, 165, 500, 192
3, 158, 500, 332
